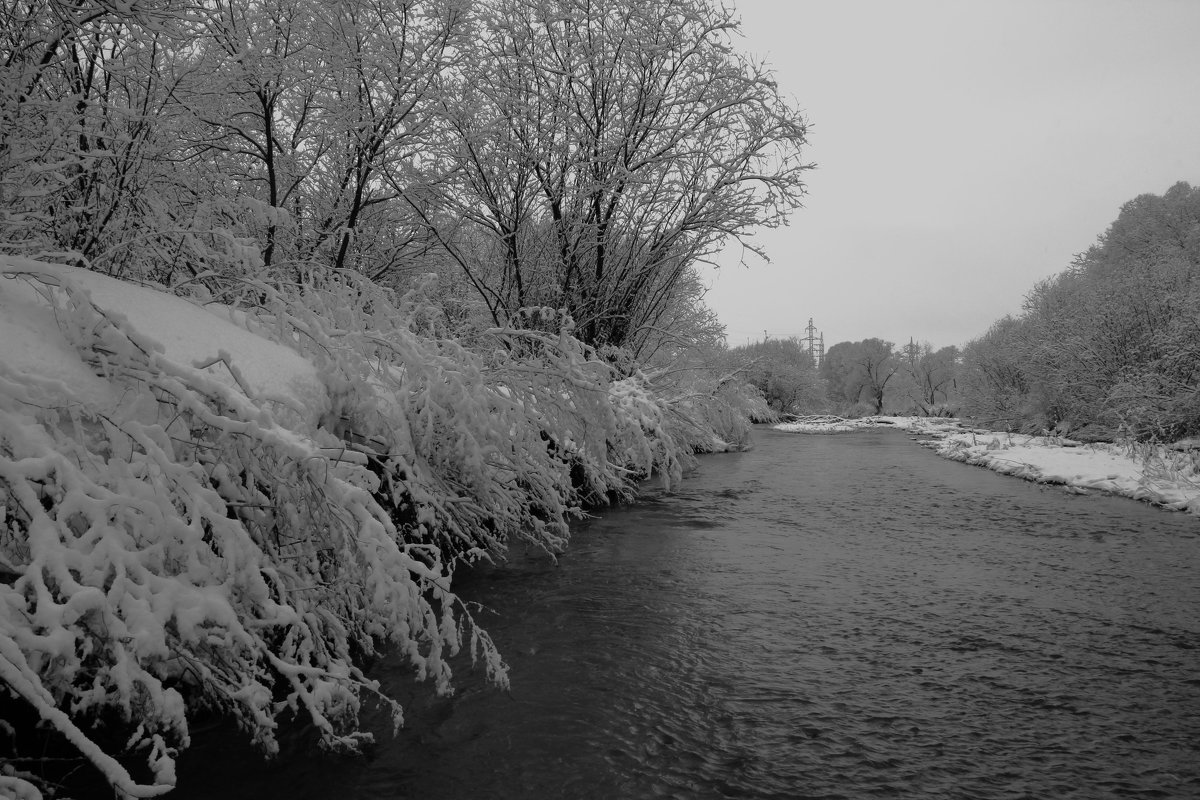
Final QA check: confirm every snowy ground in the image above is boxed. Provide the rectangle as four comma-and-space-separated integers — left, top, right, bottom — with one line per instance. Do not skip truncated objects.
775, 415, 1200, 515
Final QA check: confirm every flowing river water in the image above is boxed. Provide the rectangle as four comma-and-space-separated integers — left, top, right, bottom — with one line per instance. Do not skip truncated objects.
171, 427, 1200, 799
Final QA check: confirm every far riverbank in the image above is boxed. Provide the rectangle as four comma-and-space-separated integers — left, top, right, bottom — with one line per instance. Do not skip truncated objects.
774, 416, 1200, 515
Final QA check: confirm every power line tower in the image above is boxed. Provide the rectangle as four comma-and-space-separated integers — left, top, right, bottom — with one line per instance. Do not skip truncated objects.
802, 317, 825, 368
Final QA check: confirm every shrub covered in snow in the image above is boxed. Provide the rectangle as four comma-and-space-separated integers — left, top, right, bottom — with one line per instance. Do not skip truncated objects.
0, 264, 516, 796
0, 259, 743, 797
650, 366, 770, 454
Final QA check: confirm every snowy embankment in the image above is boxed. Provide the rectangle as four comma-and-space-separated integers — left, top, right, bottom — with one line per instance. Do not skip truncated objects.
775, 415, 1200, 515
0, 258, 724, 798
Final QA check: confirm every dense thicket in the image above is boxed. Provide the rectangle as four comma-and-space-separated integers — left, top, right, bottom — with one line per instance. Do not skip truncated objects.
0, 0, 808, 352
0, 1, 808, 796
1, 0, 464, 283
427, 0, 809, 356
959, 182, 1200, 440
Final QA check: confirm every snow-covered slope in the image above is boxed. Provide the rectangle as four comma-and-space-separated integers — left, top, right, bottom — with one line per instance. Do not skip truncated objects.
1, 267, 119, 409
1, 258, 327, 423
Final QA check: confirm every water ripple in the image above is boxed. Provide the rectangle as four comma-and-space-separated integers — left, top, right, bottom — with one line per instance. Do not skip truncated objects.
171, 428, 1200, 800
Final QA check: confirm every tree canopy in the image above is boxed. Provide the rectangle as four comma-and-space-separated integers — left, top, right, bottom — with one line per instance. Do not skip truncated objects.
1, 0, 809, 357
821, 338, 899, 415
423, 0, 810, 354
959, 181, 1200, 439
728, 337, 825, 415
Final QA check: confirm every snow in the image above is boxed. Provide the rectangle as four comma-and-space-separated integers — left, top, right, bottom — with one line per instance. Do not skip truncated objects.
0, 270, 119, 408
0, 258, 327, 423
775, 415, 1200, 514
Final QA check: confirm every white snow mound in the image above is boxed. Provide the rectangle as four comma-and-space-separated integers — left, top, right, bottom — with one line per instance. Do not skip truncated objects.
1, 257, 327, 423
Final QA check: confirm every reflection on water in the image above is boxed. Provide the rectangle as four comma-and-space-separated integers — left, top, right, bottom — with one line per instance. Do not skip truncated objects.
171, 428, 1200, 799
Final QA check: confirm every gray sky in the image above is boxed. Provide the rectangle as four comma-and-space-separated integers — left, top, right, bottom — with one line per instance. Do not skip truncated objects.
704, 0, 1200, 350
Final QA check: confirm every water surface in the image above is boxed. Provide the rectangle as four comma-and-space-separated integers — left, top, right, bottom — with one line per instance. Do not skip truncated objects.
173, 428, 1200, 799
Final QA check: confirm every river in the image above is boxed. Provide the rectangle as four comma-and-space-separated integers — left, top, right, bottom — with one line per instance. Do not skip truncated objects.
170, 427, 1200, 799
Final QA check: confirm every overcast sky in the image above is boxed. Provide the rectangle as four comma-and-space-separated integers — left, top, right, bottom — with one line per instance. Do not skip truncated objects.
703, 0, 1200, 350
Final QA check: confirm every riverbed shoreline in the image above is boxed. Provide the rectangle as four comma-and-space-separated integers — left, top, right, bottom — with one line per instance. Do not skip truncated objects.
773, 416, 1200, 515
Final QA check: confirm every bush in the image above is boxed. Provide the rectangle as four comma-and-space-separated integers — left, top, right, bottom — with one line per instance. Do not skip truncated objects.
0, 262, 709, 797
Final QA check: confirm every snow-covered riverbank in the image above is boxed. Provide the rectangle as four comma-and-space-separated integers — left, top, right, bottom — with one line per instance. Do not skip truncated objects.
0, 258, 716, 798
775, 416, 1200, 515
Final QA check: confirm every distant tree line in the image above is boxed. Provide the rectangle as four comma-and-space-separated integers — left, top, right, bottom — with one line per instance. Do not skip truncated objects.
726, 336, 958, 418
819, 338, 958, 416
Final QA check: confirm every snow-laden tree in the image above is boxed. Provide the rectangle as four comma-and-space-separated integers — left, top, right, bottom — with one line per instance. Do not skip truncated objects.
0, 0, 468, 286
821, 339, 899, 416
420, 0, 810, 355
729, 337, 827, 416
890, 340, 958, 415
1021, 182, 1200, 438
960, 181, 1200, 439
958, 316, 1034, 428
2, 0, 805, 369
171, 0, 466, 281
0, 0, 197, 271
